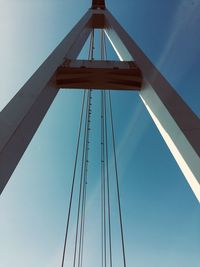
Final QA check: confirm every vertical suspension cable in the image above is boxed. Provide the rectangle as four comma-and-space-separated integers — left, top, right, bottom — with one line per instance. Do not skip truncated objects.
73, 29, 95, 267
79, 90, 92, 267
77, 112, 88, 267
108, 90, 127, 267
77, 29, 94, 267
61, 27, 127, 267
61, 29, 94, 267
77, 90, 90, 267
102, 30, 107, 61
73, 90, 89, 267
101, 30, 113, 267
100, 29, 107, 267
80, 167, 87, 267
61, 90, 86, 267
90, 29, 95, 60
101, 30, 105, 61
103, 91, 113, 267
101, 91, 104, 267
101, 89, 107, 267
102, 29, 126, 267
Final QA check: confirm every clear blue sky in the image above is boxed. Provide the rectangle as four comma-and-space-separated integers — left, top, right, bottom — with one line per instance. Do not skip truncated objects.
0, 1, 200, 267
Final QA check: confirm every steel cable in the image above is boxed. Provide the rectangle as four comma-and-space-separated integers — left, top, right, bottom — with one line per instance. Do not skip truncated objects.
61, 90, 86, 267
101, 30, 113, 267
77, 90, 92, 267
77, 29, 94, 267
108, 90, 127, 267
73, 29, 95, 267
61, 29, 94, 267
73, 90, 90, 267
103, 90, 113, 267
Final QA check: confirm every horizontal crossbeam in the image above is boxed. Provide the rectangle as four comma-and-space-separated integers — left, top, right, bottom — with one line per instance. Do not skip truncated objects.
56, 60, 142, 90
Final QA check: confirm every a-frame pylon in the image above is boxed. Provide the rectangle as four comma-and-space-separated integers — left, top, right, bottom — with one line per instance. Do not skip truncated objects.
0, 0, 200, 201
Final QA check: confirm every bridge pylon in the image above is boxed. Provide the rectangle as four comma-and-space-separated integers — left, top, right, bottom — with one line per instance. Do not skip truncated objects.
0, 0, 200, 201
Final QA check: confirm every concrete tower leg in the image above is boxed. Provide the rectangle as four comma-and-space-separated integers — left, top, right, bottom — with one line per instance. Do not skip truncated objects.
0, 10, 93, 195
104, 10, 200, 202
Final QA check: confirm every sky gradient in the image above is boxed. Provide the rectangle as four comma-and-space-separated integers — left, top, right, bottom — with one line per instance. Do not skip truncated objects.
0, 1, 200, 267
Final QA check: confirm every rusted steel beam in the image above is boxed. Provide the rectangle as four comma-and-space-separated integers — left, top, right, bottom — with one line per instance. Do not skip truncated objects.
56, 60, 142, 90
